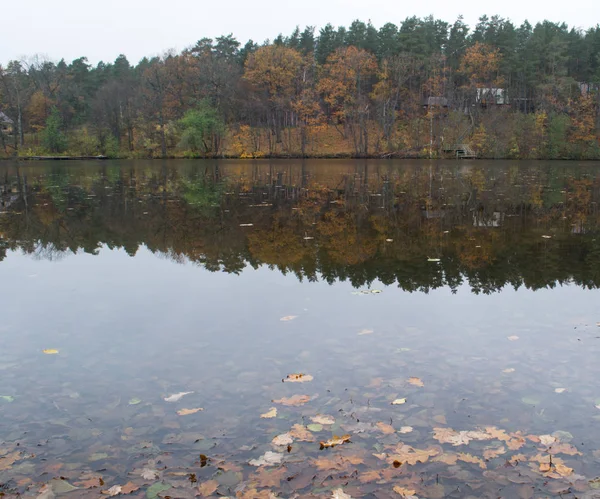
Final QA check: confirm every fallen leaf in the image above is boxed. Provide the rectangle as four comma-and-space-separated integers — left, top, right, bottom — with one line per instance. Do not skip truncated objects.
427, 258, 441, 262
177, 408, 203, 416
101, 485, 122, 496
539, 435, 557, 446
36, 485, 55, 499
432, 428, 492, 446
272, 433, 293, 446
542, 235, 552, 239
164, 391, 194, 402
311, 414, 335, 425
399, 426, 414, 434
332, 488, 352, 499
433, 453, 458, 465
320, 434, 351, 449
197, 480, 218, 496
548, 443, 581, 456
387, 444, 440, 466
0, 395, 14, 402
554, 388, 566, 394
252, 466, 288, 488
503, 368, 516, 373
408, 377, 424, 387
0, 451, 22, 471
457, 452, 487, 469
272, 395, 310, 406
483, 446, 506, 459
121, 482, 139, 494
261, 407, 277, 419
139, 468, 158, 480
43, 349, 59, 354
507, 336, 519, 341
249, 451, 283, 467
358, 470, 381, 483
307, 424, 323, 432
128, 397, 142, 405
239, 223, 254, 227
392, 398, 407, 405
49, 478, 78, 494
506, 435, 526, 450
289, 424, 315, 442
358, 329, 374, 335
284, 373, 313, 383
393, 486, 417, 497
74, 477, 103, 489
280, 316, 297, 322
376, 422, 395, 435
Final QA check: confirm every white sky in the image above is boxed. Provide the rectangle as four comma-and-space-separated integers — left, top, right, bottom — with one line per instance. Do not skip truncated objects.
3, 0, 599, 66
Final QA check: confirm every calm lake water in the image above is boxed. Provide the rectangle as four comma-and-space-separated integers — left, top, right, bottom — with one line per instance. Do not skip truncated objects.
2, 159, 600, 498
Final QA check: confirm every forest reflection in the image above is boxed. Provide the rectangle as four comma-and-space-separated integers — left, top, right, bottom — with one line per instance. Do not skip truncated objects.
2, 159, 600, 293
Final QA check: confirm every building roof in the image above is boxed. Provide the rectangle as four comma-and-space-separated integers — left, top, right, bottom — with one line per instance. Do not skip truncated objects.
0, 111, 14, 124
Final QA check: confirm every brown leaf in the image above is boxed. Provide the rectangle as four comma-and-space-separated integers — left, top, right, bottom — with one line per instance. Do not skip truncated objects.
408, 377, 424, 387
548, 443, 581, 456
506, 435, 526, 451
320, 435, 351, 449
121, 482, 140, 494
0, 451, 22, 471
433, 453, 458, 465
483, 446, 506, 460
284, 373, 313, 383
376, 422, 395, 435
358, 470, 381, 483
252, 466, 288, 488
387, 444, 440, 466
311, 414, 335, 425
457, 452, 487, 469
272, 395, 310, 406
197, 479, 218, 496
393, 486, 417, 497
177, 408, 203, 416
289, 424, 315, 442
272, 433, 293, 446
75, 478, 103, 489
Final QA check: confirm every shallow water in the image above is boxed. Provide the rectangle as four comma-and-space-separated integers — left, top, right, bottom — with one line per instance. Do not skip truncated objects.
2, 159, 600, 498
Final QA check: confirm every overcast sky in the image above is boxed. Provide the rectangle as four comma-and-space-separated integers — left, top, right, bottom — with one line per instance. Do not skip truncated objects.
3, 0, 598, 66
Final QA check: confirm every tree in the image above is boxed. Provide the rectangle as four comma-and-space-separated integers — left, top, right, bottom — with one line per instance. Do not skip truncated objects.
177, 101, 225, 155
42, 106, 67, 153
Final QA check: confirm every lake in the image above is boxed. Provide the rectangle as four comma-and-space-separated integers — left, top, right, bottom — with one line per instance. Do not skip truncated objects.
2, 159, 600, 498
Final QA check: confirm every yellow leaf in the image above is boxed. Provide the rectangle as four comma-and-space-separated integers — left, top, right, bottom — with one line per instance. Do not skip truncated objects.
177, 408, 203, 416
272, 395, 310, 406
284, 373, 313, 383
391, 398, 407, 405
393, 486, 417, 497
457, 452, 487, 469
260, 407, 277, 419
43, 349, 59, 355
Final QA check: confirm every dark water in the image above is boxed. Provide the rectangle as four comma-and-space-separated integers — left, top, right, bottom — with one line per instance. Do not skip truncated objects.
2, 159, 600, 498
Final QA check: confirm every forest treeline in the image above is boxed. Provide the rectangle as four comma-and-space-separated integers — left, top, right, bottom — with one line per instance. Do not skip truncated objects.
2, 161, 600, 292
1, 16, 600, 159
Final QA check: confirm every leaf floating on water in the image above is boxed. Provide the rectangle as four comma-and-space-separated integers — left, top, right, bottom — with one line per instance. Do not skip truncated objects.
554, 388, 566, 394
427, 258, 441, 262
139, 468, 159, 480
0, 395, 14, 403
248, 451, 283, 467
311, 414, 335, 425
43, 349, 59, 355
121, 482, 139, 494
49, 478, 79, 494
393, 486, 417, 498
503, 368, 516, 373
272, 395, 310, 406
197, 479, 218, 496
36, 485, 55, 499
371, 289, 382, 294
239, 223, 254, 227
284, 373, 313, 383
457, 452, 487, 469
261, 407, 277, 419
164, 391, 194, 402
332, 488, 352, 499
177, 408, 203, 416
387, 443, 440, 466
128, 397, 142, 405
145, 482, 171, 498
289, 424, 315, 442
542, 235, 552, 239
521, 396, 541, 406
399, 426, 414, 434
272, 433, 293, 446
307, 424, 323, 432
280, 315, 298, 322
539, 434, 557, 446
392, 398, 407, 405
358, 329, 374, 335
320, 434, 351, 449
408, 377, 424, 387
507, 336, 520, 341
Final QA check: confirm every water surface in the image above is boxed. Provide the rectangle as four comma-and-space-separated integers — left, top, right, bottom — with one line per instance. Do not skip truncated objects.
1, 159, 600, 498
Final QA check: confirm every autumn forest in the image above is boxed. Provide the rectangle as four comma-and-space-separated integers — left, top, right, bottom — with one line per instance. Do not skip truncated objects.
1, 16, 600, 159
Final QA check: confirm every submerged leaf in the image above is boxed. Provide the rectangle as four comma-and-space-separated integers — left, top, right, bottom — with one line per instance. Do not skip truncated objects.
197, 480, 218, 496
332, 488, 352, 499
272, 433, 293, 446
164, 391, 194, 402
272, 395, 310, 406
177, 408, 203, 416
249, 451, 283, 467
408, 377, 424, 387
260, 407, 277, 419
